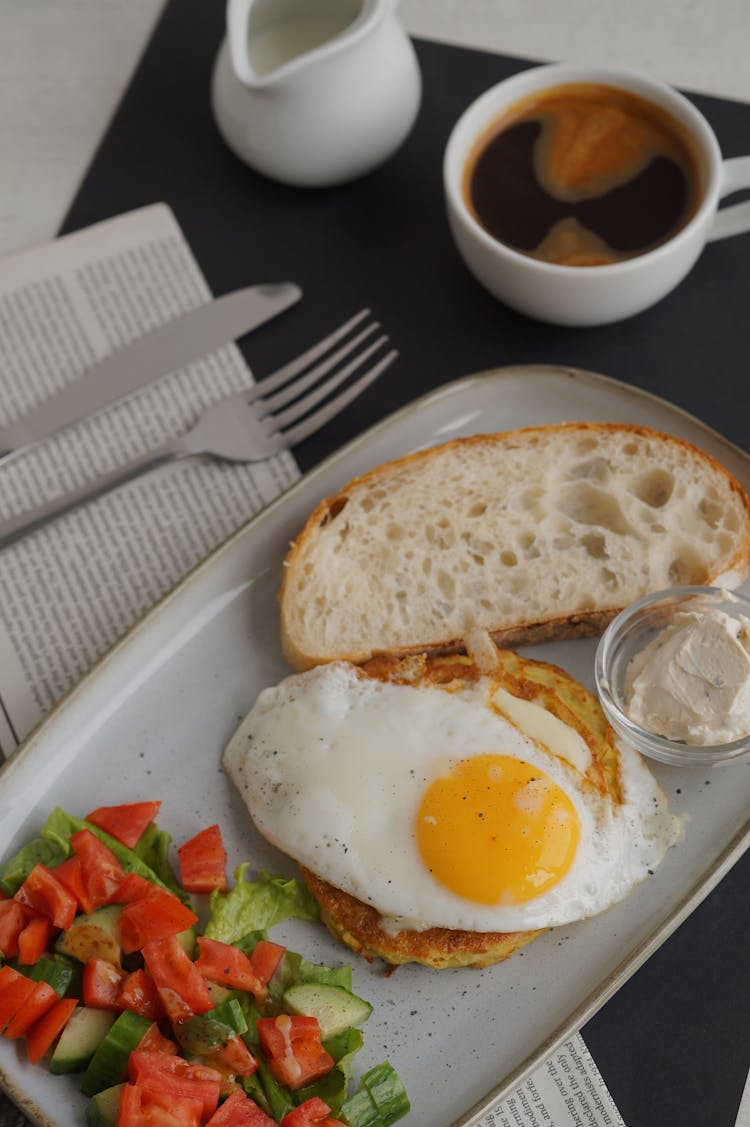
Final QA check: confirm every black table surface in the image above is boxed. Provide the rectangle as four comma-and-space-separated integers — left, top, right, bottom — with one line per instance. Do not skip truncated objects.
3, 1, 750, 1124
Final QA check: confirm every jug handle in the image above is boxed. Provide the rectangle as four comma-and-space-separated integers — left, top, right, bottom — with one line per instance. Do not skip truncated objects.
227, 0, 255, 85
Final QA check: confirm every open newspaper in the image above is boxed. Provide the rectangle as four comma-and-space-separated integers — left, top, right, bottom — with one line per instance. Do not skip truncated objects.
0, 204, 625, 1127
0, 203, 298, 753
487, 1036, 625, 1127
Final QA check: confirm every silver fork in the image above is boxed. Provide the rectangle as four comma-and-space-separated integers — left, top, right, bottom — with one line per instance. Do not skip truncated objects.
0, 310, 397, 550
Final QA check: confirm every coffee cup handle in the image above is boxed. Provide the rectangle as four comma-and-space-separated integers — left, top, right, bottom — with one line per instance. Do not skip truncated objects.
708, 157, 750, 241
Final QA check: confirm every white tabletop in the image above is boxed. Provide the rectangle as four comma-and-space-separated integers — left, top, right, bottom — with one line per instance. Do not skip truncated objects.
0, 0, 749, 262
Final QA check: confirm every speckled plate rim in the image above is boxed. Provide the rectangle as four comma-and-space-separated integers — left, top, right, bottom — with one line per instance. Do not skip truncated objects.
1, 362, 749, 1127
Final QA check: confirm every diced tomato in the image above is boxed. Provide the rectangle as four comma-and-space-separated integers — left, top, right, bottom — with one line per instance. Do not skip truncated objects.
117, 969, 165, 1022
53, 855, 93, 913
4, 980, 58, 1038
117, 1081, 203, 1127
249, 940, 286, 988
204, 1089, 276, 1126
17, 914, 54, 965
142, 934, 213, 1021
70, 829, 125, 909
86, 802, 162, 849
83, 958, 127, 1010
128, 1050, 222, 1085
205, 1034, 258, 1079
136, 1022, 178, 1056
195, 936, 265, 996
128, 1051, 221, 1120
177, 825, 228, 893
14, 865, 77, 930
25, 996, 77, 1064
141, 1073, 220, 1122
152, 987, 192, 1025
119, 889, 198, 954
257, 1015, 334, 1091
0, 967, 37, 1032
0, 966, 19, 991
0, 899, 32, 958
113, 873, 159, 904
117, 1081, 139, 1126
117, 1083, 140, 1126
281, 1097, 346, 1127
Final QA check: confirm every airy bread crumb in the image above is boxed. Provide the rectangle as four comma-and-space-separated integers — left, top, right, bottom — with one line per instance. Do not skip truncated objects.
280, 423, 750, 669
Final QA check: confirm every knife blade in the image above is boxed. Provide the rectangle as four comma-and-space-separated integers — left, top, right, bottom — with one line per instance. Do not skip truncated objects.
0, 281, 302, 462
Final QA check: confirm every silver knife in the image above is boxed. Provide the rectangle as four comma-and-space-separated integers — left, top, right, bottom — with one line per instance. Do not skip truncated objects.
0, 281, 302, 462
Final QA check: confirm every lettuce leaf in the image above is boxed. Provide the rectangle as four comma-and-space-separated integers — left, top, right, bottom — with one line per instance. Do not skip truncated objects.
0, 836, 66, 895
204, 863, 319, 944
256, 1060, 295, 1121
237, 994, 265, 1052
325, 1026, 365, 1070
343, 1061, 411, 1126
240, 1072, 272, 1116
133, 822, 182, 896
39, 807, 191, 904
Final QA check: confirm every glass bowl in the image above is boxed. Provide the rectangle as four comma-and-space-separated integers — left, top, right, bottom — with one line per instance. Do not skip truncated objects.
594, 585, 750, 767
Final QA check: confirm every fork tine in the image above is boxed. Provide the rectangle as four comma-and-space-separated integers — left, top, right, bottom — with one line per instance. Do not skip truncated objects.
257, 323, 380, 414
263, 336, 390, 430
245, 309, 371, 405
277, 350, 398, 448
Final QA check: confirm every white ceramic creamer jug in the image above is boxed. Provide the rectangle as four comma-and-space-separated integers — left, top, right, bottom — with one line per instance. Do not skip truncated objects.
211, 0, 422, 187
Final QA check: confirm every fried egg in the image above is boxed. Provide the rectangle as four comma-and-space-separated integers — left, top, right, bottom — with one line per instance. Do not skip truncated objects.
223, 660, 682, 933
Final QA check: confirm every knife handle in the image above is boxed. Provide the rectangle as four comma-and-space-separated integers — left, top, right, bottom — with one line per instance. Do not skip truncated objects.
0, 282, 302, 464
0, 441, 182, 550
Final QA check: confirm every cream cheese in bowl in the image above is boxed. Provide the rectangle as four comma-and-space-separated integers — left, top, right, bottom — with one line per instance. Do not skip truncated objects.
624, 608, 750, 744
595, 586, 750, 766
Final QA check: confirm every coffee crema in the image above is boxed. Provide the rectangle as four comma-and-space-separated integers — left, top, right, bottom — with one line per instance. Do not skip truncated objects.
464, 83, 703, 267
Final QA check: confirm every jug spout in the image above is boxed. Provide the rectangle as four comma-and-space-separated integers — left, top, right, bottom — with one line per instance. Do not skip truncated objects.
213, 0, 421, 186
227, 0, 257, 85
228, 0, 374, 86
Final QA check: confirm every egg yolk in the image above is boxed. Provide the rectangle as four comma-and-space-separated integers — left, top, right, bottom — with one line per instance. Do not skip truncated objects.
415, 754, 580, 905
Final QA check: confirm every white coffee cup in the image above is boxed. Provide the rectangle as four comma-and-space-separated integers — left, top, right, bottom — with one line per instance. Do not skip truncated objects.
443, 63, 750, 326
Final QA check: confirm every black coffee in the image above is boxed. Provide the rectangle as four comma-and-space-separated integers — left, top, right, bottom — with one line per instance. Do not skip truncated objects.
465, 84, 702, 266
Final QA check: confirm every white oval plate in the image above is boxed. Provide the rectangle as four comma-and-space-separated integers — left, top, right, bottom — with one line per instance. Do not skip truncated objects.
2, 365, 750, 1127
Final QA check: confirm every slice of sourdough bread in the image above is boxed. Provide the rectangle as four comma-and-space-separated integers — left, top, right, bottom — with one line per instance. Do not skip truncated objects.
280, 423, 750, 670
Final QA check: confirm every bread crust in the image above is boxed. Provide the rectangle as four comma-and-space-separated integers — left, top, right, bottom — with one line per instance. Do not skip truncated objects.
279, 423, 750, 671
283, 610, 616, 672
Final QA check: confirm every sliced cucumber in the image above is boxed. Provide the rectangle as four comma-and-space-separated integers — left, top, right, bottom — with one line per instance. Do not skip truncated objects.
176, 925, 196, 958
25, 954, 78, 997
49, 1008, 115, 1075
85, 1083, 124, 1127
80, 1010, 151, 1096
283, 982, 373, 1040
56, 905, 122, 966
205, 980, 233, 1007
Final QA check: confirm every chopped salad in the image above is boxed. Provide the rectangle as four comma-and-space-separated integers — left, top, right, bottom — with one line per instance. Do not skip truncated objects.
0, 802, 410, 1127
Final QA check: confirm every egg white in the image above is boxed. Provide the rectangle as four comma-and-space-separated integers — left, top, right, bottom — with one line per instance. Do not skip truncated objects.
223, 661, 683, 933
